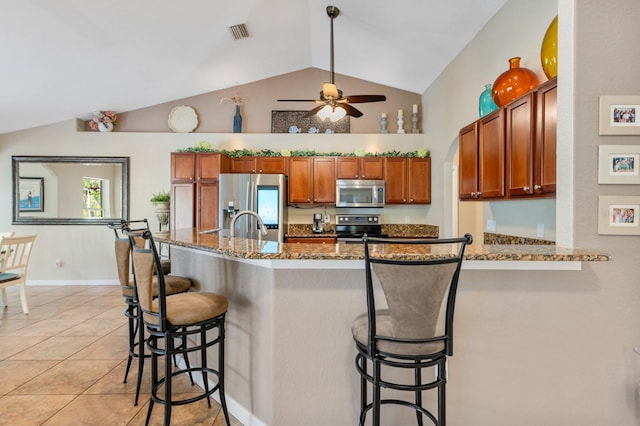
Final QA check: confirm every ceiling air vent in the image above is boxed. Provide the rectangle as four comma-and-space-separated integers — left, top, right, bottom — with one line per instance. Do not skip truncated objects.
229, 24, 249, 40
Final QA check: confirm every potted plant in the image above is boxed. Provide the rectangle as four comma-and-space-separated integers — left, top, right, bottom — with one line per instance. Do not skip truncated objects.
150, 191, 170, 234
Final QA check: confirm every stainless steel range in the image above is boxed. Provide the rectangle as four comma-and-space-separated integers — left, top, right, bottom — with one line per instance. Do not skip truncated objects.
335, 214, 386, 242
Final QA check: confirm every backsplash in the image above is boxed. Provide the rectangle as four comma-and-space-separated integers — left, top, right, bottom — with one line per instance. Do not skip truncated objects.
483, 232, 555, 245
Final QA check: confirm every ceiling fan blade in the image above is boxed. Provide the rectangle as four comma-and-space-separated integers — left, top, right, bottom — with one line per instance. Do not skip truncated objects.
341, 103, 363, 118
304, 105, 327, 118
343, 95, 387, 103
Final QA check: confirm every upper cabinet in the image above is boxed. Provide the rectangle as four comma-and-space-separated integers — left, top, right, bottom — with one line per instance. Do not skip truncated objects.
287, 157, 336, 205
336, 157, 384, 179
229, 156, 287, 174
459, 110, 506, 200
459, 78, 556, 201
505, 77, 556, 198
384, 157, 431, 204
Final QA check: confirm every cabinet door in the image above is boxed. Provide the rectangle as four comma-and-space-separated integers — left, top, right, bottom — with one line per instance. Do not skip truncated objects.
256, 157, 287, 174
360, 157, 384, 179
506, 93, 535, 196
478, 110, 505, 199
535, 78, 557, 194
230, 157, 256, 173
171, 153, 195, 183
407, 157, 431, 204
459, 123, 479, 200
384, 157, 407, 204
196, 153, 224, 181
171, 183, 194, 230
288, 157, 313, 204
313, 157, 336, 203
196, 182, 219, 229
336, 157, 359, 179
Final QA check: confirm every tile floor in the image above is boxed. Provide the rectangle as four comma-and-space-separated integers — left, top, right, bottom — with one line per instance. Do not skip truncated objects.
0, 285, 242, 426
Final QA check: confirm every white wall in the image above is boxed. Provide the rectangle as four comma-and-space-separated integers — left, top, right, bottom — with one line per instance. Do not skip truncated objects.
423, 0, 557, 240
425, 0, 640, 424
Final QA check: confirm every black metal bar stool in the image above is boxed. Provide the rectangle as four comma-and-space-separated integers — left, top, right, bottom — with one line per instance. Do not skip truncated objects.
352, 234, 472, 426
125, 224, 230, 426
108, 220, 192, 406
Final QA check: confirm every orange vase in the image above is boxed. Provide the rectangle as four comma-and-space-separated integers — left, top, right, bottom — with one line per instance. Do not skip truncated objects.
491, 57, 539, 107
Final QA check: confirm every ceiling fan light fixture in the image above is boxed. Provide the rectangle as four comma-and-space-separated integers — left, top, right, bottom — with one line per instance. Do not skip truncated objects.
317, 105, 333, 121
322, 82, 339, 99
317, 104, 346, 122
329, 106, 346, 122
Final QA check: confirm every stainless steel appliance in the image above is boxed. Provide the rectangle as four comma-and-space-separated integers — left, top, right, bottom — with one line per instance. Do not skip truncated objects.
219, 173, 288, 242
335, 214, 386, 242
336, 179, 385, 208
313, 213, 323, 233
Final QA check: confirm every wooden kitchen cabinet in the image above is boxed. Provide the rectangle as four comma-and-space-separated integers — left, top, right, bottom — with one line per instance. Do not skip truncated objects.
287, 157, 336, 205
506, 77, 556, 198
229, 156, 287, 174
458, 109, 505, 200
534, 77, 557, 195
171, 152, 227, 230
384, 157, 431, 204
336, 157, 384, 179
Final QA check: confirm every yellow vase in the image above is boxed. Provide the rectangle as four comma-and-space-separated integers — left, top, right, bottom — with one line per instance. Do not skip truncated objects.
540, 16, 558, 79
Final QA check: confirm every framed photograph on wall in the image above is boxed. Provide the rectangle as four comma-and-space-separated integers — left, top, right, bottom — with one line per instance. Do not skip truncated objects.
18, 177, 44, 212
598, 195, 640, 235
598, 145, 640, 184
599, 96, 640, 135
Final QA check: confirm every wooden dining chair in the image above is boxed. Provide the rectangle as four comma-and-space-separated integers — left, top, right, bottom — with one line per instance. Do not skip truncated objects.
0, 234, 37, 315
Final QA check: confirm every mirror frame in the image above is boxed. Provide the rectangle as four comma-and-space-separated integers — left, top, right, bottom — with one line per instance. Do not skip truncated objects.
12, 155, 130, 225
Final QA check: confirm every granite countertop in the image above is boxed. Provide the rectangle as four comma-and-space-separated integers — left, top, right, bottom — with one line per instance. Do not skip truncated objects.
159, 228, 611, 263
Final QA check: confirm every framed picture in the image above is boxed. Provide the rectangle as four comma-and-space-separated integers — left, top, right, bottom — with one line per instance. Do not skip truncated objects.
599, 96, 640, 135
271, 110, 350, 134
598, 195, 640, 235
18, 177, 44, 212
598, 145, 640, 184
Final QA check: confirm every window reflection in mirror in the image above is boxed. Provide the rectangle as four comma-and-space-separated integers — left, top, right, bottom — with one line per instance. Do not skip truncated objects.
12, 156, 129, 225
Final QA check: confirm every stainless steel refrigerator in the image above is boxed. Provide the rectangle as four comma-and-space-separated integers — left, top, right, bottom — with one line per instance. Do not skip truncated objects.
218, 173, 288, 242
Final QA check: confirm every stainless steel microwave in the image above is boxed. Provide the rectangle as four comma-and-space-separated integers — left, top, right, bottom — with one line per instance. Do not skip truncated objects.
336, 179, 385, 208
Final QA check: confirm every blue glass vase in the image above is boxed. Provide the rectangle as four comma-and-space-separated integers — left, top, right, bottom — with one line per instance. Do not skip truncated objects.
479, 84, 498, 117
233, 105, 242, 133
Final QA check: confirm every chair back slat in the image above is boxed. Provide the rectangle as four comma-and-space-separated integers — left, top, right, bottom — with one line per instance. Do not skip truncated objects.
0, 234, 37, 275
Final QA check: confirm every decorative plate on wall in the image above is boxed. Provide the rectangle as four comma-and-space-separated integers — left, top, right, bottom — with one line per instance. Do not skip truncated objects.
168, 105, 198, 133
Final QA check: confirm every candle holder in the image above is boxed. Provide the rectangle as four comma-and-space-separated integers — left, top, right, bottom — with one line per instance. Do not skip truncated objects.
397, 114, 405, 134
411, 112, 420, 133
380, 116, 388, 133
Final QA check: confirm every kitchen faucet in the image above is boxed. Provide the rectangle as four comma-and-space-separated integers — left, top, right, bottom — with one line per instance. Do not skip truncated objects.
230, 210, 268, 242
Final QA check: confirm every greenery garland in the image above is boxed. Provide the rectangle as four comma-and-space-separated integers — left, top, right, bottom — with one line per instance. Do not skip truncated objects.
177, 141, 430, 158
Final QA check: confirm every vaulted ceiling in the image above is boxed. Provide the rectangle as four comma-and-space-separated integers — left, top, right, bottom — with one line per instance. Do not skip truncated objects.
0, 0, 508, 134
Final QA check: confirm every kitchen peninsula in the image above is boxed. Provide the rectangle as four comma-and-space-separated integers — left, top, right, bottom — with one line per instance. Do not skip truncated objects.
158, 228, 609, 425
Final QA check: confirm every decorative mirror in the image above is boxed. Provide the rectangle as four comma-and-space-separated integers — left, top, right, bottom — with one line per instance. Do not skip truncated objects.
12, 156, 129, 225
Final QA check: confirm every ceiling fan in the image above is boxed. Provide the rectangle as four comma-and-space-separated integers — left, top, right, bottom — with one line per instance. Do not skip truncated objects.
278, 5, 386, 121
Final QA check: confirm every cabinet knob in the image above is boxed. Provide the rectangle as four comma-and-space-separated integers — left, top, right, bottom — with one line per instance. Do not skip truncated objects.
476, 192, 482, 197
534, 185, 542, 190
361, 175, 365, 178
471, 192, 476, 197
523, 186, 530, 192
409, 199, 414, 203
402, 199, 406, 202
354, 175, 358, 178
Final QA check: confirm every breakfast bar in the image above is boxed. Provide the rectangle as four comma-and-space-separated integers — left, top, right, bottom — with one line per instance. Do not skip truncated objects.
158, 229, 609, 425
